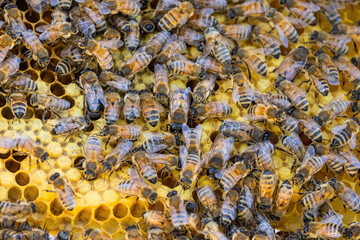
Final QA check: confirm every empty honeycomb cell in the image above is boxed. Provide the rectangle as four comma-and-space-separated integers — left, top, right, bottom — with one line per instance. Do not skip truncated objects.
42, 10, 53, 24
148, 200, 165, 212
50, 82, 65, 97
0, 95, 6, 108
103, 218, 119, 234
15, 172, 30, 186
2, 107, 14, 120
95, 204, 111, 221
8, 186, 22, 202
30, 60, 40, 71
40, 70, 55, 83
74, 209, 92, 227
12, 152, 28, 163
5, 159, 20, 173
162, 176, 179, 188
50, 198, 64, 216
54, 46, 64, 57
130, 202, 147, 218
34, 109, 51, 121
16, 0, 28, 11
24, 22, 33, 31
24, 186, 39, 201
25, 11, 40, 23
58, 74, 73, 85
113, 203, 128, 219
0, 152, 11, 159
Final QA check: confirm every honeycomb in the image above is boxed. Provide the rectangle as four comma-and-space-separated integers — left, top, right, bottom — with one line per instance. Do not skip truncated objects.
0, 0, 360, 239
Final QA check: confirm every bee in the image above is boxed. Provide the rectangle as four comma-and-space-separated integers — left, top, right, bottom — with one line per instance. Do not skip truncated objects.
0, 201, 36, 223
84, 229, 111, 240
132, 150, 157, 184
220, 190, 238, 227
227, 1, 269, 19
123, 90, 141, 124
55, 58, 75, 75
251, 26, 281, 59
111, 14, 131, 33
0, 229, 29, 240
105, 0, 141, 16
139, 12, 158, 33
140, 90, 165, 127
279, 132, 305, 160
60, 44, 86, 68
309, 144, 346, 174
197, 185, 219, 217
0, 55, 21, 84
146, 153, 179, 173
123, 19, 140, 52
331, 117, 360, 149
280, 0, 320, 26
276, 80, 309, 111
103, 91, 121, 125
169, 53, 206, 79
202, 219, 228, 240
99, 71, 131, 93
158, 2, 194, 31
7, 93, 27, 120
204, 134, 234, 176
255, 92, 291, 110
191, 101, 232, 121
276, 46, 309, 81
27, 0, 51, 13
102, 139, 132, 175
215, 161, 251, 191
143, 210, 169, 229
254, 212, 276, 240
180, 124, 203, 188
270, 179, 293, 221
49, 173, 76, 211
320, 4, 341, 26
228, 226, 251, 240
203, 27, 234, 66
302, 63, 329, 96
310, 31, 351, 55
246, 103, 285, 122
178, 27, 204, 47
80, 38, 114, 71
191, 0, 226, 12
333, 180, 360, 213
168, 86, 191, 133
231, 72, 254, 109
238, 140, 275, 168
51, 116, 90, 136
22, 29, 50, 68
188, 8, 218, 31
82, 135, 102, 181
29, 94, 71, 121
142, 132, 180, 153
36, 22, 75, 45
314, 49, 340, 86
101, 124, 141, 142
167, 190, 189, 232
4, 4, 27, 41
125, 225, 143, 240
153, 64, 170, 106
69, 7, 96, 38
236, 47, 268, 78
339, 149, 360, 177
192, 74, 216, 104
57, 0, 82, 10
219, 120, 270, 143
117, 168, 158, 204
121, 46, 152, 76
304, 214, 343, 239
188, 213, 201, 232
147, 227, 166, 240
145, 31, 171, 56
266, 8, 301, 48
55, 229, 73, 240
237, 204, 255, 229
258, 169, 278, 211
343, 222, 360, 239
196, 56, 231, 78
82, 0, 111, 33
276, 114, 300, 133
0, 34, 14, 64
300, 181, 335, 210
313, 96, 350, 127
157, 35, 186, 64
217, 23, 252, 41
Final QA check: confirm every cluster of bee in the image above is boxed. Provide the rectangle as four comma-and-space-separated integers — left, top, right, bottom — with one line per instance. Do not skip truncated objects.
2, 0, 360, 238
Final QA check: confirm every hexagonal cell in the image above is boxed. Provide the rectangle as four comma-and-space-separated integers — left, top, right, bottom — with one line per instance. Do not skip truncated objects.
42, 10, 54, 24
48, 58, 58, 72
50, 198, 64, 216
162, 176, 179, 189
148, 200, 165, 212
58, 75, 73, 85
5, 159, 20, 173
15, 172, 30, 186
50, 83, 65, 97
24, 186, 39, 201
113, 203, 128, 219
57, 217, 72, 230
8, 186, 22, 202
19, 61, 29, 71
25, 70, 39, 81
16, 0, 28, 11
74, 209, 92, 227
103, 218, 119, 234
0, 151, 11, 159
94, 204, 111, 221
24, 22, 33, 31
0, 94, 6, 108
30, 60, 40, 70
12, 152, 28, 163
32, 201, 47, 221
25, 11, 40, 23
40, 70, 55, 83
130, 202, 146, 218
2, 107, 14, 120
23, 108, 34, 119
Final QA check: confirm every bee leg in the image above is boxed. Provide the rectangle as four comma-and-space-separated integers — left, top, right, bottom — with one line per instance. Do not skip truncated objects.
49, 107, 62, 119
45, 190, 56, 193
63, 130, 75, 143
105, 137, 110, 149
353, 39, 358, 53
41, 109, 48, 123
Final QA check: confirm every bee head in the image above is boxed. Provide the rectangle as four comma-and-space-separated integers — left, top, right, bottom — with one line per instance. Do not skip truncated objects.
101, 161, 112, 172
280, 0, 286, 4
314, 49, 324, 56
293, 174, 305, 185
167, 190, 178, 197
310, 31, 319, 40
227, 8, 235, 19
197, 43, 204, 52
199, 67, 207, 79
30, 203, 37, 213
269, 214, 280, 221
79, 37, 89, 49
262, 130, 270, 141
40, 152, 49, 162
312, 115, 323, 127
185, 201, 198, 213
343, 228, 353, 239
298, 46, 309, 54
56, 230, 70, 240
126, 225, 138, 231
5, 4, 16, 10
206, 167, 219, 176
39, 57, 50, 68
83, 170, 97, 180
50, 172, 60, 181
170, 123, 182, 133
351, 57, 358, 67
100, 125, 109, 136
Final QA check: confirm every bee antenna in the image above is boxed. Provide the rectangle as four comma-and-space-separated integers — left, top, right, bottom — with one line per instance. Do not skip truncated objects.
92, 121, 102, 130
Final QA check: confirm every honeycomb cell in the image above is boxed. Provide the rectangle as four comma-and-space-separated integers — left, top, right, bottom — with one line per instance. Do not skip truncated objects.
15, 172, 30, 186
103, 218, 119, 234
0, 95, 6, 108
50, 198, 64, 216
42, 10, 53, 24
25, 11, 40, 23
12, 152, 28, 163
5, 159, 20, 173
24, 186, 39, 201
0, 152, 11, 159
49, 58, 58, 72
57, 217, 72, 230
16, 0, 28, 11
58, 75, 73, 85
162, 176, 179, 188
40, 70, 55, 83
74, 209, 92, 227
50, 83, 65, 96
113, 203, 128, 219
34, 109, 51, 121
95, 204, 111, 221
148, 200, 165, 212
2, 107, 14, 120
130, 202, 146, 218
24, 22, 33, 31
32, 201, 47, 221
30, 60, 40, 70
8, 186, 22, 202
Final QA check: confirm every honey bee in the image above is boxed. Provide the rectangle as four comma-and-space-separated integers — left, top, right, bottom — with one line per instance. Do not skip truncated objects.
105, 0, 141, 16
203, 27, 234, 66
343, 222, 360, 239
219, 120, 270, 143
4, 4, 27, 41
0, 34, 14, 64
197, 185, 219, 217
49, 172, 76, 211
304, 214, 343, 239
99, 71, 131, 92
313, 96, 350, 127
251, 26, 281, 59
158, 2, 194, 31
36, 22, 75, 45
231, 72, 254, 109
169, 53, 206, 79
276, 80, 309, 111
147, 227, 166, 240
302, 63, 329, 96
191, 101, 232, 121
238, 141, 275, 170
310, 30, 351, 55
145, 30, 170, 56
8, 93, 27, 120
300, 181, 335, 210
270, 179, 293, 221
276, 114, 300, 134
102, 139, 132, 175
84, 228, 111, 240
125, 225, 143, 240
57, 0, 82, 11
236, 47, 268, 78
139, 12, 158, 33
246, 103, 285, 122
0, 201, 36, 223
55, 58, 75, 75
143, 210, 169, 229
191, 0, 226, 12
309, 144, 346, 174
215, 161, 251, 191
279, 132, 305, 160
178, 27, 204, 47
117, 168, 158, 204
22, 29, 50, 68
196, 56, 231, 78
103, 91, 121, 125
82, 135, 102, 181
276, 46, 309, 81
254, 212, 276, 240
331, 117, 360, 149
280, 0, 320, 26
220, 190, 238, 227
82, 0, 111, 33
30, 94, 71, 122
168, 86, 191, 133
146, 153, 179, 172
217, 23, 252, 41
339, 149, 360, 177
69, 7, 96, 38
192, 74, 216, 104
111, 14, 131, 33
142, 132, 180, 153
55, 229, 73, 240
123, 90, 141, 124
153, 64, 170, 106
258, 169, 278, 211
0, 229, 29, 240
228, 226, 251, 240
314, 49, 340, 86
320, 4, 341, 26
132, 150, 157, 184
60, 43, 86, 68
140, 90, 165, 127
167, 190, 189, 232
237, 204, 256, 229
0, 55, 21, 84
51, 116, 90, 137
202, 219, 228, 240
188, 8, 218, 31
188, 213, 201, 232
123, 19, 140, 52
27, 0, 53, 13
204, 134, 233, 176
101, 124, 142, 142
333, 180, 360, 213
227, 1, 269, 19
80, 38, 114, 70
157, 35, 186, 64
121, 46, 152, 76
